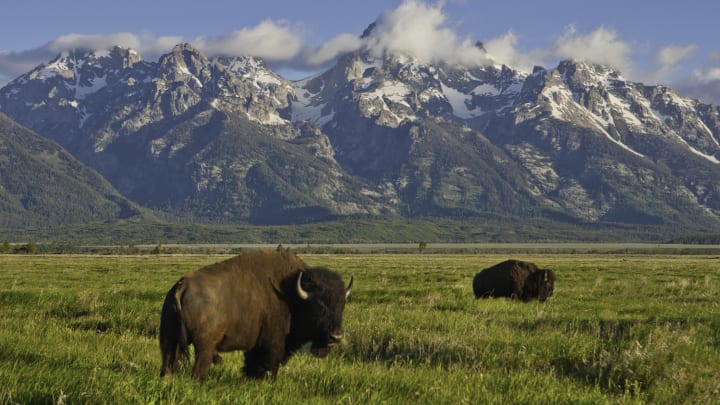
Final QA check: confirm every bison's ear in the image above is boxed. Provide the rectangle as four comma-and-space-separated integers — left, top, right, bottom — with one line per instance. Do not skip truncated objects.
296, 272, 312, 301
345, 276, 354, 299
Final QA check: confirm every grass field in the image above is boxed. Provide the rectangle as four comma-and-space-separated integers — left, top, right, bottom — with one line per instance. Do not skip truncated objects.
1, 251, 718, 404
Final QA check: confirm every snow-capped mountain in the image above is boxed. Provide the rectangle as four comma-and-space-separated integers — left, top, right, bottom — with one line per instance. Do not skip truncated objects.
1, 41, 719, 230
292, 47, 720, 226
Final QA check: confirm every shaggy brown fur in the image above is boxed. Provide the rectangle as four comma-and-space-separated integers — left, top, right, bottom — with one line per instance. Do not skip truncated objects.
472, 259, 555, 302
159, 250, 352, 380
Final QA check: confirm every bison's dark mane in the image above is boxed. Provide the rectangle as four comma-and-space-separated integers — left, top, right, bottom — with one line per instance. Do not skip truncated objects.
281, 267, 347, 352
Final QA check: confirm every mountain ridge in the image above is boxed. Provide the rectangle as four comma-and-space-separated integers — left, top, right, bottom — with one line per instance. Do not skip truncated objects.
1, 42, 719, 234
0, 112, 147, 227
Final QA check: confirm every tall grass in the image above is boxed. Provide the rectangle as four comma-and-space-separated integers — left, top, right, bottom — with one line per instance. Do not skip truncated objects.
0, 253, 718, 403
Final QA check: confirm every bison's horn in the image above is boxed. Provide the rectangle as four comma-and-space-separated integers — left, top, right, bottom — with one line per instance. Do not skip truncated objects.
296, 272, 312, 300
345, 276, 354, 299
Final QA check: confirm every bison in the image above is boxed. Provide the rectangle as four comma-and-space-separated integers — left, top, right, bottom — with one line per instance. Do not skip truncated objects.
159, 250, 353, 381
473, 259, 555, 302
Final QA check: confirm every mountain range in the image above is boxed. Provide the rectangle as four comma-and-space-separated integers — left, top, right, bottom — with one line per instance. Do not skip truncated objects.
1, 38, 719, 238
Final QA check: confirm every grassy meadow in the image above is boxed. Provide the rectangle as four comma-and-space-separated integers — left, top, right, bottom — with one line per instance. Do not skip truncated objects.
0, 251, 719, 404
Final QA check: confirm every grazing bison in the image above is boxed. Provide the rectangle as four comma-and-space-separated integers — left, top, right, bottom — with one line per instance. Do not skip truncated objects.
159, 250, 353, 381
473, 259, 555, 302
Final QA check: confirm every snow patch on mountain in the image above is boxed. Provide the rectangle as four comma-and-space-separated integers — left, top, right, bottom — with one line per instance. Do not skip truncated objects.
34, 53, 73, 81
290, 78, 334, 126
75, 75, 108, 100
682, 140, 720, 163
367, 80, 412, 106
441, 82, 480, 119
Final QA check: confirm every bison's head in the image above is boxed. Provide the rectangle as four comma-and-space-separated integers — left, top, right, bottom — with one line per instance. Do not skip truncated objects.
521, 269, 556, 302
294, 268, 353, 357
534, 269, 556, 302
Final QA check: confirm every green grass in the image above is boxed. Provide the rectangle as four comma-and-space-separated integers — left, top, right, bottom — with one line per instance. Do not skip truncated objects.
1, 253, 719, 404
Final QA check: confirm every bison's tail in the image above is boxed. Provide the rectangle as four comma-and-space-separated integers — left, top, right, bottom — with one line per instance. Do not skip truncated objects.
159, 279, 190, 377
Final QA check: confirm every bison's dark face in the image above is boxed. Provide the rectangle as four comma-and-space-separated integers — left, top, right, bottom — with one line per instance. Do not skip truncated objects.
296, 269, 353, 357
536, 269, 556, 302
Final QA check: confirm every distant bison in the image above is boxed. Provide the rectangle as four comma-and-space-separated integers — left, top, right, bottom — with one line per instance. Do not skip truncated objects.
159, 250, 353, 381
473, 259, 555, 302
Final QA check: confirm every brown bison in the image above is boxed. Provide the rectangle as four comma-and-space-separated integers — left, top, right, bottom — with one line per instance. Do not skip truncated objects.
473, 259, 555, 302
159, 250, 353, 381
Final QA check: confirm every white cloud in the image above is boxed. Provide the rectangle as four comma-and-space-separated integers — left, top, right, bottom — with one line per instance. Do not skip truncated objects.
192, 20, 303, 61
691, 52, 720, 82
0, 21, 305, 85
552, 25, 633, 74
47, 33, 142, 53
695, 67, 720, 82
361, 0, 490, 66
0, 0, 712, 93
305, 33, 362, 65
138, 34, 185, 60
641, 44, 699, 84
483, 31, 550, 71
656, 44, 697, 68
673, 52, 720, 105
0, 32, 186, 86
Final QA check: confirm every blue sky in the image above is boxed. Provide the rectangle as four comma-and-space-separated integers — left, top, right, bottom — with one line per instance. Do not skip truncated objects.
1, 0, 719, 103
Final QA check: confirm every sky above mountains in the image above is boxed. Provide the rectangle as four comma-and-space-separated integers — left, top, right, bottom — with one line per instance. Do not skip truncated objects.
1, 0, 718, 104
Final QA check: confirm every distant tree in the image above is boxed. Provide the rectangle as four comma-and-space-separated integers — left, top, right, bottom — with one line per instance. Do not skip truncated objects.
418, 241, 427, 254
1, 241, 10, 253
14, 242, 37, 254
151, 244, 163, 254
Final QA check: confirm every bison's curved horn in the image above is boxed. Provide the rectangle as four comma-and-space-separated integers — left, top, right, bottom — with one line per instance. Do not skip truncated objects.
296, 272, 312, 300
345, 276, 354, 299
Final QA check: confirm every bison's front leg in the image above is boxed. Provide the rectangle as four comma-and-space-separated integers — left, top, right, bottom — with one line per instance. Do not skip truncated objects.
243, 347, 271, 378
243, 346, 284, 379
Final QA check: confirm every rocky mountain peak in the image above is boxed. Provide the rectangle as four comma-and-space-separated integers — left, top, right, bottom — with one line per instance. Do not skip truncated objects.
557, 59, 624, 90
1, 41, 720, 230
158, 43, 212, 88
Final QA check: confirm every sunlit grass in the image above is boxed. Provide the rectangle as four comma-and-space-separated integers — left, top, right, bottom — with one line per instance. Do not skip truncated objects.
1, 253, 718, 403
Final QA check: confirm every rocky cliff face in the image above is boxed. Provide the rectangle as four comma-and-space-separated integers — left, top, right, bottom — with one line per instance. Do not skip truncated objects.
1, 43, 719, 229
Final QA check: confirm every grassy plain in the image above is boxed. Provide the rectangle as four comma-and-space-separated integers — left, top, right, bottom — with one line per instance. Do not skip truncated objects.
0, 251, 718, 404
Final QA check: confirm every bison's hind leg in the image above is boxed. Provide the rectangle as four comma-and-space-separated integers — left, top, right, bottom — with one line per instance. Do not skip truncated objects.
191, 342, 219, 381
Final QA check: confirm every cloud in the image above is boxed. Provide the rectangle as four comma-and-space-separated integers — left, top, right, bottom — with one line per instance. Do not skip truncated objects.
47, 33, 141, 53
0, 0, 711, 91
0, 20, 304, 85
640, 44, 699, 84
656, 45, 697, 68
0, 32, 184, 86
483, 31, 550, 72
361, 0, 489, 66
0, 48, 53, 84
552, 25, 633, 75
305, 33, 363, 65
138, 34, 185, 59
192, 20, 303, 61
673, 52, 720, 105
